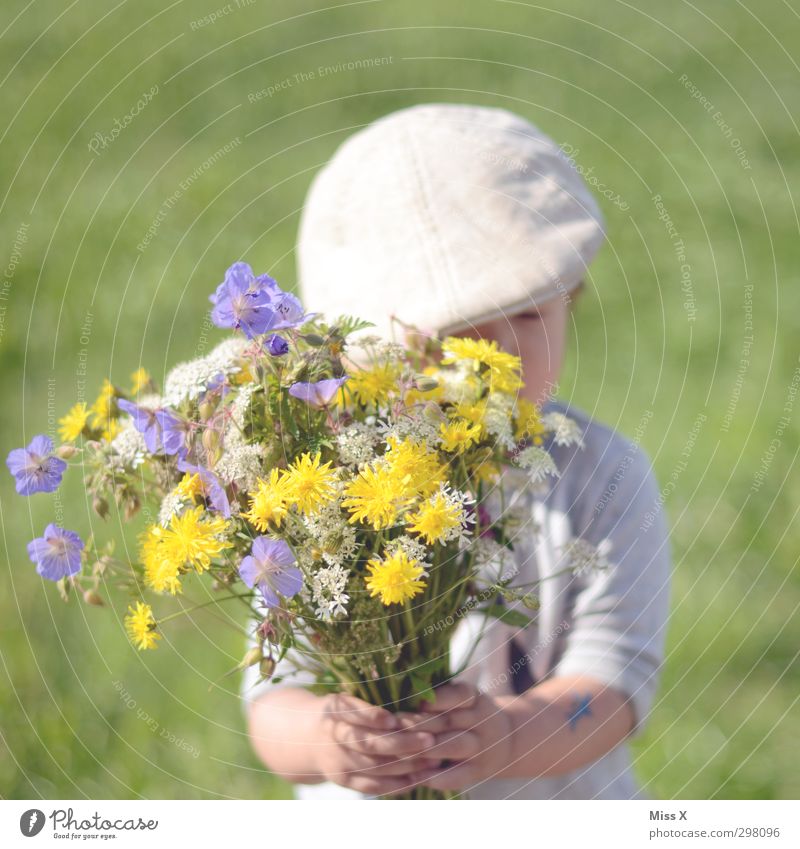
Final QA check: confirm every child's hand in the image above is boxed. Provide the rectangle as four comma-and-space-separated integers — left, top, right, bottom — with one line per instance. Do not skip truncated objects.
315, 693, 441, 796
397, 683, 515, 792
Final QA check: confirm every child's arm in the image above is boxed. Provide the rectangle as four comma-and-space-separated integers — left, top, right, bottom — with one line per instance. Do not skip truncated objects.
394, 676, 633, 791
246, 687, 441, 796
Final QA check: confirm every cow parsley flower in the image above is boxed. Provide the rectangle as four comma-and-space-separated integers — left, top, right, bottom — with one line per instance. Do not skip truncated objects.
514, 446, 560, 483
109, 420, 147, 469
163, 338, 248, 406
542, 412, 584, 447
561, 538, 611, 576
335, 421, 380, 468
310, 564, 350, 620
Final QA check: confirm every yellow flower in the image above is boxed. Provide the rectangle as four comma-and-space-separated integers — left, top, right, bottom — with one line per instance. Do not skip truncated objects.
140, 525, 182, 595
125, 601, 160, 650
58, 402, 90, 442
441, 337, 523, 393
342, 462, 406, 529
89, 379, 116, 430
130, 368, 151, 395
283, 452, 337, 516
164, 506, 231, 573
384, 436, 445, 498
449, 398, 488, 433
101, 418, 121, 442
439, 419, 482, 453
347, 362, 401, 406
515, 399, 546, 445
406, 490, 464, 545
244, 469, 290, 530
365, 550, 426, 605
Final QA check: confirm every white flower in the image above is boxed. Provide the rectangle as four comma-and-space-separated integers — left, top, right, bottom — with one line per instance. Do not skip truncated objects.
377, 410, 440, 445
158, 489, 187, 527
310, 564, 351, 621
542, 412, 584, 447
109, 420, 147, 468
163, 337, 248, 405
483, 392, 515, 449
302, 494, 357, 566
386, 534, 430, 563
215, 440, 265, 491
437, 365, 481, 405
514, 446, 560, 483
335, 421, 381, 467
560, 538, 611, 576
469, 537, 516, 582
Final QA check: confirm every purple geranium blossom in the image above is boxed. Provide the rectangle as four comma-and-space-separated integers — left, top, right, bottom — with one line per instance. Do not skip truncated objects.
267, 291, 313, 330
176, 458, 231, 518
238, 536, 302, 608
209, 262, 280, 339
6, 435, 67, 496
27, 524, 84, 581
265, 334, 289, 356
118, 399, 185, 456
288, 376, 348, 408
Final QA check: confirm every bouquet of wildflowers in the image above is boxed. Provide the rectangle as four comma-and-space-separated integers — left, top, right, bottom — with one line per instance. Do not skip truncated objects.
8, 262, 587, 798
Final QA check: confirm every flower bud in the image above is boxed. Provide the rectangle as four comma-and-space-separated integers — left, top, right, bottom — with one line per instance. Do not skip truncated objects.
413, 375, 439, 393
124, 495, 140, 520
202, 428, 221, 461
56, 444, 78, 459
240, 646, 263, 669
83, 589, 104, 606
302, 333, 326, 347
522, 593, 540, 611
259, 657, 276, 680
198, 400, 216, 421
92, 496, 109, 519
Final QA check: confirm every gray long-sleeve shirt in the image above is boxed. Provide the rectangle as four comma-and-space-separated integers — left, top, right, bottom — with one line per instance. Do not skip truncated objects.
242, 402, 671, 799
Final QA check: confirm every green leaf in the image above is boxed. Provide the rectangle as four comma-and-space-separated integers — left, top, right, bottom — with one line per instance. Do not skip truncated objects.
483, 604, 531, 628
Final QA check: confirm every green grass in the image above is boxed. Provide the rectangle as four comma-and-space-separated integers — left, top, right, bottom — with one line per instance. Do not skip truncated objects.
1, 0, 798, 799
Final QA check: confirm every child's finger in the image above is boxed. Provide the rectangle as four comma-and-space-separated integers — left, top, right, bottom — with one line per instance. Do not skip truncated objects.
324, 693, 398, 730
420, 682, 479, 712
410, 763, 476, 792
395, 711, 474, 733
334, 723, 437, 757
422, 729, 482, 761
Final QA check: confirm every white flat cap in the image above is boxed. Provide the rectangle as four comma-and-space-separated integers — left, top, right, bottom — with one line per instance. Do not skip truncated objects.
298, 103, 605, 339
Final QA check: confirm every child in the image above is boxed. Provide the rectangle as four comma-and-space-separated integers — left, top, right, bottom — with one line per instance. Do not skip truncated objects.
243, 104, 670, 799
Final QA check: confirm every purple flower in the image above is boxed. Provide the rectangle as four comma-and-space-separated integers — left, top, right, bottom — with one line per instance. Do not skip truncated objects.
239, 536, 302, 608
209, 262, 280, 339
27, 524, 84, 581
6, 435, 67, 495
118, 400, 185, 456
265, 335, 289, 356
268, 291, 313, 330
288, 377, 348, 408
177, 458, 231, 518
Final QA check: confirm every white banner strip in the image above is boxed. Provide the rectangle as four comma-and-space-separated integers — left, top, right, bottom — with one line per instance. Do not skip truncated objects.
1, 800, 797, 847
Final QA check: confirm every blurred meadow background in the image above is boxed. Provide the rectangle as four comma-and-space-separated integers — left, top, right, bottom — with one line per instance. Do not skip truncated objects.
1, 0, 798, 799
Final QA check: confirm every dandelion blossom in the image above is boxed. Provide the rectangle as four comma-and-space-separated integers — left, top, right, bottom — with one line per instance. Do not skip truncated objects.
439, 419, 482, 454
283, 452, 337, 516
245, 469, 290, 530
342, 462, 406, 529
384, 436, 445, 498
365, 550, 426, 605
125, 601, 160, 650
58, 403, 90, 442
163, 506, 231, 573
406, 487, 471, 545
441, 337, 522, 393
140, 525, 182, 595
347, 362, 401, 406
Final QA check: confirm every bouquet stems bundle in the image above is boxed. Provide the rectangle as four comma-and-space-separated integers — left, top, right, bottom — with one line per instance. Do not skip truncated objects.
7, 262, 585, 799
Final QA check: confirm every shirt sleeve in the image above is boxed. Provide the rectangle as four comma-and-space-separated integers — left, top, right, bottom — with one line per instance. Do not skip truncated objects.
553, 444, 671, 736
